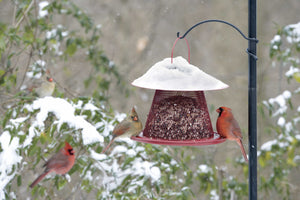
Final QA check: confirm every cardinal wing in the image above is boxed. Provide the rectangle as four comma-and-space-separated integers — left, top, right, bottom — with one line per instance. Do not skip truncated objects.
45, 152, 69, 170
231, 118, 243, 140
112, 121, 131, 137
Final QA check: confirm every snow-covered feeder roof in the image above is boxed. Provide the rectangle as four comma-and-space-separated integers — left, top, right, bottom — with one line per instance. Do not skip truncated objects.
132, 56, 229, 91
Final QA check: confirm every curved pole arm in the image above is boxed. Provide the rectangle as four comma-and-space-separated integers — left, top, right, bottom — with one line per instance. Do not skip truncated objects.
176, 19, 259, 60
176, 19, 258, 43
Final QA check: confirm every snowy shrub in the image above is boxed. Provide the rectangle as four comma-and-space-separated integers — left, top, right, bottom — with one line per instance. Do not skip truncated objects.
259, 21, 300, 199
0, 1, 226, 199
0, 97, 189, 199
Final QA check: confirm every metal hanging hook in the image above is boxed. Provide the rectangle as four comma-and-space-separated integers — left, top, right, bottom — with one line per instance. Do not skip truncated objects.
176, 19, 259, 60
171, 37, 190, 64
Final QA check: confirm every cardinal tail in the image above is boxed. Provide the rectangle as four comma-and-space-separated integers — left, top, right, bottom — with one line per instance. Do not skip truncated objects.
30, 170, 50, 188
101, 137, 116, 154
237, 139, 249, 163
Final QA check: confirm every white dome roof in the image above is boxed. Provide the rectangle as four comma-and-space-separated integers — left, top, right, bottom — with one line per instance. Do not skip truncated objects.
132, 56, 229, 91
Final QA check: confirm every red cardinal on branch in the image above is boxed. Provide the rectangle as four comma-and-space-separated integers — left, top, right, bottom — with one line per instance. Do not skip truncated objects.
216, 106, 248, 162
30, 141, 75, 188
101, 107, 143, 154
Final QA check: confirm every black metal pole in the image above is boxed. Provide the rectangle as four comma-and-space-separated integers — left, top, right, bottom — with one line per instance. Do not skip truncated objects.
248, 0, 257, 199
175, 14, 258, 200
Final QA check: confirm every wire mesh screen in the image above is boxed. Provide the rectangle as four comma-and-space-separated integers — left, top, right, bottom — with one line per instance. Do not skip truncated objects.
143, 90, 214, 140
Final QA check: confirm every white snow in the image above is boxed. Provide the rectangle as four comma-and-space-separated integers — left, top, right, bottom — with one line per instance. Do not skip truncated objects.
114, 112, 127, 122
98, 157, 161, 191
46, 29, 57, 39
38, 1, 49, 18
26, 71, 42, 79
285, 22, 300, 43
90, 150, 107, 160
210, 189, 219, 200
277, 117, 286, 127
282, 90, 292, 99
0, 132, 22, 200
272, 35, 281, 43
294, 155, 300, 163
61, 31, 69, 37
271, 35, 281, 50
36, 60, 46, 67
111, 145, 128, 155
108, 61, 115, 68
149, 166, 161, 181
261, 139, 289, 151
31, 97, 104, 145
132, 56, 229, 91
261, 140, 278, 151
268, 90, 291, 116
132, 160, 161, 182
2, 95, 166, 199
285, 66, 300, 77
126, 149, 137, 157
9, 117, 28, 126
65, 174, 71, 182
51, 42, 63, 56
96, 24, 102, 29
95, 120, 114, 137
198, 164, 212, 173
285, 122, 293, 133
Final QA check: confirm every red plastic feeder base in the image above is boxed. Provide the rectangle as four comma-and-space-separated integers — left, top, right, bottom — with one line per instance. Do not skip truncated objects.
131, 133, 226, 146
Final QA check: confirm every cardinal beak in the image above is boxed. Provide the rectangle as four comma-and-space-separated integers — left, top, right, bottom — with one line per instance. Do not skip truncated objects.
47, 77, 53, 82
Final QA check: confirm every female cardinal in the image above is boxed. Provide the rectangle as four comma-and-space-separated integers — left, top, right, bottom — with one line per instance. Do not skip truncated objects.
35, 75, 55, 97
101, 107, 143, 153
30, 141, 75, 188
216, 106, 248, 162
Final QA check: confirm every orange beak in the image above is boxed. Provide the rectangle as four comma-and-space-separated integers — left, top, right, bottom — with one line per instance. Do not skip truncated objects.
47, 77, 53, 82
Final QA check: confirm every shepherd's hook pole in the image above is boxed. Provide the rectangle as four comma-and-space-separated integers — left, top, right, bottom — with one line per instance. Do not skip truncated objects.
248, 0, 257, 199
175, 13, 258, 200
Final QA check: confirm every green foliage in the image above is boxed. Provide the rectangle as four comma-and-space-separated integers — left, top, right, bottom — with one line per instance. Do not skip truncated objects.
260, 22, 300, 199
2, 95, 243, 199
1, 0, 299, 200
0, 0, 125, 105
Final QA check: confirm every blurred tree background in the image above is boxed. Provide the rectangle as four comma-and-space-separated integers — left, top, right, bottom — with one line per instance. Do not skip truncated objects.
0, 0, 299, 199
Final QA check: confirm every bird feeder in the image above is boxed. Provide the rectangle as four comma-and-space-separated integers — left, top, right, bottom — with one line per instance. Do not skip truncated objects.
130, 16, 258, 199
131, 54, 229, 146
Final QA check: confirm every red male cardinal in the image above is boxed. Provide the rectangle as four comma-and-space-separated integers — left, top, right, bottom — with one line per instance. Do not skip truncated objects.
101, 107, 143, 153
216, 106, 248, 162
30, 142, 75, 188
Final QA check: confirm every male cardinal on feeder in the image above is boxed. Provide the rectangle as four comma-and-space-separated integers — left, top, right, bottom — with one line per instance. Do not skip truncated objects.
35, 75, 55, 97
216, 106, 248, 162
102, 107, 143, 154
30, 142, 75, 188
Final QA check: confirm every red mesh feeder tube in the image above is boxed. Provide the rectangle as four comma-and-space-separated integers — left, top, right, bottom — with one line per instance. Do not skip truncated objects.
131, 56, 229, 146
